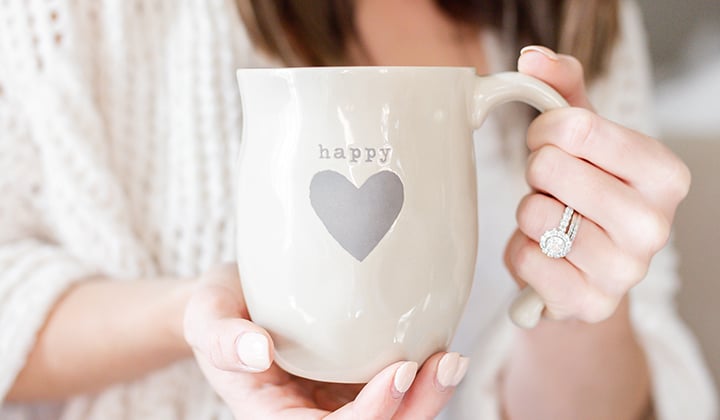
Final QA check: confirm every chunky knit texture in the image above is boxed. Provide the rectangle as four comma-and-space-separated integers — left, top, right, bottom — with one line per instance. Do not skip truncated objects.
0, 1, 716, 419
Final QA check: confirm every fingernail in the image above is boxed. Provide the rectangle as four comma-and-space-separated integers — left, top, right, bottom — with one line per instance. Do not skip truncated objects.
450, 357, 470, 387
520, 45, 559, 61
392, 361, 418, 398
436, 352, 460, 390
236, 332, 271, 371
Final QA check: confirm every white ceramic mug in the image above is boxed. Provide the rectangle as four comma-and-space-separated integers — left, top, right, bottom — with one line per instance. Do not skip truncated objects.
235, 67, 564, 383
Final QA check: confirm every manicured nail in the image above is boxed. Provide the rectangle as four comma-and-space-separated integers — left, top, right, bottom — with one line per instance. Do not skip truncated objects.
392, 361, 418, 397
236, 332, 271, 371
436, 352, 460, 390
520, 45, 559, 61
451, 357, 470, 387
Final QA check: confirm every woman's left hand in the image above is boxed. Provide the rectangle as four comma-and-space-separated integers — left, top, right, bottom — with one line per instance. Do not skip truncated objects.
506, 46, 691, 323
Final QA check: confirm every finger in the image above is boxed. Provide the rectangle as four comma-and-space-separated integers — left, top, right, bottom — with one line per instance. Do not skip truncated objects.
518, 45, 593, 110
199, 263, 246, 312
326, 361, 418, 420
527, 107, 691, 211
526, 145, 670, 258
184, 281, 274, 373
394, 352, 470, 419
517, 193, 647, 297
506, 229, 619, 323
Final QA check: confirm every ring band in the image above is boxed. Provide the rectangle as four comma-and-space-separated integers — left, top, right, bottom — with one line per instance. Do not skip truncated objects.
540, 206, 581, 258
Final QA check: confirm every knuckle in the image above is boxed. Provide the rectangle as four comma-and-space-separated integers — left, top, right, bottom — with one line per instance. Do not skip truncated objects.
565, 55, 585, 79
183, 320, 199, 347
621, 257, 649, 288
603, 254, 648, 295
665, 159, 692, 201
208, 332, 229, 369
527, 146, 561, 190
183, 292, 221, 345
516, 194, 550, 238
510, 239, 537, 279
623, 208, 671, 257
640, 210, 671, 254
563, 108, 596, 152
577, 291, 618, 324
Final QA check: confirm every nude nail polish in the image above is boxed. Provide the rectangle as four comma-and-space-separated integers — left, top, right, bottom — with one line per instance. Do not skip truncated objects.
236, 332, 271, 371
451, 357, 470, 387
520, 45, 559, 61
393, 361, 418, 397
436, 352, 460, 390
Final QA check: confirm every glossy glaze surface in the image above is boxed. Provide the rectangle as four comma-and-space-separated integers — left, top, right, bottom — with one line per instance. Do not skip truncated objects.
235, 67, 565, 382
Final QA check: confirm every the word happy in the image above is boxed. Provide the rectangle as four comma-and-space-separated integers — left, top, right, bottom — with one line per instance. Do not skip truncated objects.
318, 144, 392, 164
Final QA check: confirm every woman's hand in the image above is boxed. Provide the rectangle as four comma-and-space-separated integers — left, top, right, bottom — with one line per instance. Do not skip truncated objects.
506, 46, 691, 323
184, 263, 469, 419
500, 45, 664, 420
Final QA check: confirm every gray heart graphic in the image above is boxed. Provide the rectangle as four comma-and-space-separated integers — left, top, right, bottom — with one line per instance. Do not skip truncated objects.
309, 170, 404, 261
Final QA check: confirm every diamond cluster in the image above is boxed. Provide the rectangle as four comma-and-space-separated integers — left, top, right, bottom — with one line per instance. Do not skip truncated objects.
540, 229, 572, 258
539, 207, 580, 259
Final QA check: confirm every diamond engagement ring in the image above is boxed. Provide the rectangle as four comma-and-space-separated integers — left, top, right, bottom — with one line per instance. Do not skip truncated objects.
540, 206, 581, 258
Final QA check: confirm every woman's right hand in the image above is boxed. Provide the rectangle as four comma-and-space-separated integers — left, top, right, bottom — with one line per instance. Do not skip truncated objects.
184, 263, 469, 419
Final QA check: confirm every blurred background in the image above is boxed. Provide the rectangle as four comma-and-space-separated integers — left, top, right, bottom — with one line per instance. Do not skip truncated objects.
638, 0, 720, 400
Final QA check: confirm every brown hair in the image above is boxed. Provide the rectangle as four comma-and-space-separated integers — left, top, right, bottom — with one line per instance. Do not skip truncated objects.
236, 0, 619, 80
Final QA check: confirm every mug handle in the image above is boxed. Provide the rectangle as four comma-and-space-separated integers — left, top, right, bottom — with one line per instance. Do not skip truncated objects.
472, 71, 569, 329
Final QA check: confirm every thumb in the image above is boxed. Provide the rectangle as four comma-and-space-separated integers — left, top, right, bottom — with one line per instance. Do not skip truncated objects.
517, 45, 594, 110
184, 264, 274, 373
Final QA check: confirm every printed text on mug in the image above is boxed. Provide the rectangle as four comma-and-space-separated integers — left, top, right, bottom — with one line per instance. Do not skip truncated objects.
318, 144, 392, 165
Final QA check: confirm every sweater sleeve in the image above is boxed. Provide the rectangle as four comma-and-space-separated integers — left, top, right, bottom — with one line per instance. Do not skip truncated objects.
0, 9, 99, 403
631, 246, 718, 419
590, 2, 718, 419
0, 95, 99, 402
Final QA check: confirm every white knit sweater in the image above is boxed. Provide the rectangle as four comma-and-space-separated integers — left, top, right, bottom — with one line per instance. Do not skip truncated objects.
0, 0, 716, 419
